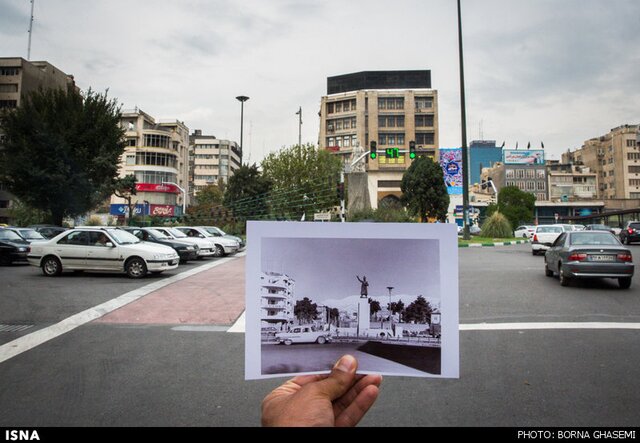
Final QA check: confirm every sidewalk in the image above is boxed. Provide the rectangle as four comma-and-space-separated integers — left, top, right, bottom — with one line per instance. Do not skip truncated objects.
97, 256, 246, 326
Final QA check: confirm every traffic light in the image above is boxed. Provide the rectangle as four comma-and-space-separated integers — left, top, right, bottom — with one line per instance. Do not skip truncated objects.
409, 140, 416, 159
370, 141, 377, 160
336, 182, 345, 200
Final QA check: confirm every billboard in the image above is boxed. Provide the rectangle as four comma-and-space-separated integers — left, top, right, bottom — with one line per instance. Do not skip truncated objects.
503, 149, 545, 165
109, 204, 147, 216
439, 148, 463, 195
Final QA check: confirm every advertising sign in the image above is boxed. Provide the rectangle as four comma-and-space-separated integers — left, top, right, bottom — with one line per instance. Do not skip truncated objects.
136, 183, 180, 193
150, 204, 175, 217
109, 204, 146, 216
503, 149, 545, 165
439, 148, 463, 195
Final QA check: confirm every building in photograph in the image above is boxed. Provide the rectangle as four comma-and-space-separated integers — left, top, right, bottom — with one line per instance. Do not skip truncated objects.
0, 57, 77, 224
111, 109, 190, 219
188, 130, 242, 200
318, 70, 438, 209
469, 140, 503, 186
260, 272, 295, 328
562, 124, 640, 200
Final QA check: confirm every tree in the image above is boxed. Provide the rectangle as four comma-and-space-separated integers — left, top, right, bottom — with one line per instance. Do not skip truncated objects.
388, 299, 405, 321
404, 295, 433, 324
0, 87, 125, 225
223, 164, 272, 220
368, 298, 381, 317
401, 157, 449, 222
261, 143, 342, 219
294, 297, 318, 324
495, 186, 535, 230
194, 182, 224, 207
113, 174, 137, 225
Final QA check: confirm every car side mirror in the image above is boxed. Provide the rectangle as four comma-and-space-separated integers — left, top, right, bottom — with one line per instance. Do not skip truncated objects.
106, 242, 114, 248
198, 234, 205, 238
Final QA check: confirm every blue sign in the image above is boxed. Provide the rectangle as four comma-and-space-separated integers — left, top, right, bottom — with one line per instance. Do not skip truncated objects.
109, 204, 147, 216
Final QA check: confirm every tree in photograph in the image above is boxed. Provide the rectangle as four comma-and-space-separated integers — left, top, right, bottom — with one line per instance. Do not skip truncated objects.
368, 298, 381, 317
260, 143, 342, 219
388, 299, 405, 322
329, 307, 340, 325
0, 87, 125, 225
113, 174, 138, 225
223, 164, 272, 220
401, 157, 449, 222
403, 295, 433, 324
494, 186, 535, 230
293, 297, 318, 324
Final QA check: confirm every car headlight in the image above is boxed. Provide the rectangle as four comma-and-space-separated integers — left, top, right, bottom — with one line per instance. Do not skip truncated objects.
185, 246, 194, 251
153, 253, 175, 260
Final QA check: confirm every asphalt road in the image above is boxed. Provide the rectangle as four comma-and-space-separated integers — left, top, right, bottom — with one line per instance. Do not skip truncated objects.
1, 244, 639, 426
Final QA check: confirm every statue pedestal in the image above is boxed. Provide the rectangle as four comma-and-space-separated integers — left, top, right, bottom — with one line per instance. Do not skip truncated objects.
347, 173, 371, 215
356, 297, 370, 337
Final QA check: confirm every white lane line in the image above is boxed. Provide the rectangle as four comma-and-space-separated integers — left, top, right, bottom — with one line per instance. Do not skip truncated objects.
227, 311, 245, 333
0, 253, 245, 364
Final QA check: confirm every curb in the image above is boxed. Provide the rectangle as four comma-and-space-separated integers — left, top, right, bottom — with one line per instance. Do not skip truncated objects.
458, 239, 531, 248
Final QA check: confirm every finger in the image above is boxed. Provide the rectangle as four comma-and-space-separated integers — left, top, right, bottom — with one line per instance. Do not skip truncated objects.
335, 384, 380, 427
333, 374, 383, 416
267, 374, 328, 398
313, 355, 358, 401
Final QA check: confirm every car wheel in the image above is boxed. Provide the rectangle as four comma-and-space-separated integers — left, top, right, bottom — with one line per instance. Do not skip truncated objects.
544, 261, 553, 277
618, 277, 632, 289
532, 249, 537, 256
316, 336, 326, 344
125, 257, 147, 279
213, 244, 225, 257
41, 256, 62, 276
625, 237, 631, 245
283, 339, 293, 346
559, 264, 571, 287
522, 233, 527, 238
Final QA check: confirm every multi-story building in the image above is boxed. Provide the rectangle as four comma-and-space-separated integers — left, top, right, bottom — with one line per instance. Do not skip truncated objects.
261, 272, 295, 329
188, 130, 242, 199
469, 140, 503, 186
0, 58, 77, 224
562, 124, 640, 200
482, 149, 548, 201
318, 70, 438, 208
111, 109, 189, 218
546, 162, 598, 202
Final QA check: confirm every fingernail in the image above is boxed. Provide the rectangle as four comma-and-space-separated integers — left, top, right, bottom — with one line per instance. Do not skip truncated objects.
334, 355, 356, 373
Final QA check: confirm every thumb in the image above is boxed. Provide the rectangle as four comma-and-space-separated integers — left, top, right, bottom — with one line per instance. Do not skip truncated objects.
314, 355, 358, 401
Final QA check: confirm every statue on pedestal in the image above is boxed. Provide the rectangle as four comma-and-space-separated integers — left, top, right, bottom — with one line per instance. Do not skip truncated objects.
350, 141, 366, 173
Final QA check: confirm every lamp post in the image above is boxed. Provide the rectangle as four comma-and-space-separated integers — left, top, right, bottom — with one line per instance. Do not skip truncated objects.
386, 286, 394, 327
457, 0, 471, 240
236, 95, 249, 159
296, 106, 302, 147
161, 181, 186, 216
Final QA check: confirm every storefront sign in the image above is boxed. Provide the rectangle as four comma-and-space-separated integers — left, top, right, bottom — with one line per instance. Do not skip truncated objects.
109, 204, 146, 216
136, 183, 179, 193
150, 204, 175, 216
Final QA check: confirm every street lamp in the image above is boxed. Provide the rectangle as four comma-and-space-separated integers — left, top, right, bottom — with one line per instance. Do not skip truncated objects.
457, 0, 471, 240
236, 95, 249, 159
386, 286, 394, 327
296, 106, 302, 147
161, 181, 186, 216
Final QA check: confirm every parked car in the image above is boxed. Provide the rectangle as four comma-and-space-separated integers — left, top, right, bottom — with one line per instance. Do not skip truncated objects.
544, 230, 634, 288
457, 225, 481, 236
150, 227, 217, 259
121, 227, 199, 263
175, 227, 239, 257
584, 224, 616, 234
28, 224, 68, 239
573, 224, 586, 231
514, 225, 536, 239
198, 226, 245, 249
0, 228, 31, 265
27, 227, 179, 278
275, 325, 332, 345
619, 221, 640, 245
531, 225, 566, 255
6, 227, 47, 243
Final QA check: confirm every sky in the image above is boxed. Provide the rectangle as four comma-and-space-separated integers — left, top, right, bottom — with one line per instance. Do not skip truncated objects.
1, 0, 639, 165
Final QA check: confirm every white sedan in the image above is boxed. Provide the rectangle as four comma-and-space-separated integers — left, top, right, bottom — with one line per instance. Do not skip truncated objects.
275, 325, 333, 345
28, 227, 179, 278
514, 225, 536, 239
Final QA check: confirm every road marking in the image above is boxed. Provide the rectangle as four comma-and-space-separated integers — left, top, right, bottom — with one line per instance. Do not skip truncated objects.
0, 253, 246, 364
460, 322, 640, 330
227, 311, 245, 333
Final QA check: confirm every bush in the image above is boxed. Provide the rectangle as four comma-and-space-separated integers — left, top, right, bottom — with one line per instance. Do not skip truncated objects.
348, 207, 415, 223
480, 211, 513, 238
85, 215, 104, 226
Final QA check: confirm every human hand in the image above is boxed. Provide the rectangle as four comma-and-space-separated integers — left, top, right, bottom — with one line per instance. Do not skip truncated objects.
261, 354, 382, 427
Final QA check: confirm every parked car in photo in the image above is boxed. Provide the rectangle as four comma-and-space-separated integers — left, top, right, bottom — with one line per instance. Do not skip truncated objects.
121, 227, 199, 263
198, 226, 245, 249
275, 325, 333, 345
544, 230, 634, 288
6, 227, 47, 243
27, 227, 179, 278
618, 221, 640, 245
150, 227, 217, 259
28, 224, 68, 239
0, 228, 31, 265
514, 225, 536, 239
175, 226, 239, 257
531, 224, 566, 255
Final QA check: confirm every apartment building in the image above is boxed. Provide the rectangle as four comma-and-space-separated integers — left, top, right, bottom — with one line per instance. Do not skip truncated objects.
319, 70, 438, 208
546, 162, 598, 202
188, 130, 242, 198
111, 109, 190, 217
261, 271, 295, 329
481, 149, 548, 201
562, 124, 640, 199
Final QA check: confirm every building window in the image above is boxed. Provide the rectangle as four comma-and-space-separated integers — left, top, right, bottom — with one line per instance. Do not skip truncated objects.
0, 68, 19, 76
327, 102, 334, 114
343, 137, 351, 147
627, 139, 637, 147
515, 169, 525, 179
378, 115, 405, 128
0, 84, 18, 93
127, 139, 136, 147
628, 153, 640, 160
630, 193, 640, 198
526, 181, 535, 190
327, 137, 335, 147
629, 166, 640, 173
378, 133, 405, 146
517, 181, 526, 190
143, 134, 170, 148
415, 97, 433, 110
506, 170, 515, 179
135, 152, 178, 168
506, 180, 515, 186
351, 135, 358, 146
134, 170, 177, 184
536, 181, 545, 190
526, 169, 535, 179
630, 179, 640, 186
608, 170, 615, 176
536, 193, 546, 201
415, 132, 434, 145
378, 97, 404, 110
125, 155, 135, 165
537, 169, 546, 179
415, 115, 434, 127
0, 100, 17, 109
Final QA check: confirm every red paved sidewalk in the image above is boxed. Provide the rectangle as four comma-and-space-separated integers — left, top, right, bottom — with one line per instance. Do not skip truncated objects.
97, 257, 245, 325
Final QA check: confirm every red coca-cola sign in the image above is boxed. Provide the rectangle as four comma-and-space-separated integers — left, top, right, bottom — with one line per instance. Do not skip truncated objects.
150, 205, 175, 216
136, 183, 179, 193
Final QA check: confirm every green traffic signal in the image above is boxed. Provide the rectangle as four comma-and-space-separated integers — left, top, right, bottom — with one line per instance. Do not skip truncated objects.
409, 152, 416, 159
370, 152, 377, 159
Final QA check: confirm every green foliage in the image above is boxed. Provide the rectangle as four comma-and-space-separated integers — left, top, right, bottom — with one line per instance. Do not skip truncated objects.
348, 206, 415, 223
497, 186, 535, 229
401, 157, 449, 222
223, 164, 272, 220
480, 211, 513, 238
85, 215, 104, 226
113, 174, 138, 224
194, 182, 224, 207
404, 295, 433, 324
261, 144, 342, 219
294, 297, 318, 324
0, 87, 125, 225
7, 200, 51, 226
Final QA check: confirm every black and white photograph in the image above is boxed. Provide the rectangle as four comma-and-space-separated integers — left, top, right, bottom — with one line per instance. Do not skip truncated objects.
245, 221, 459, 379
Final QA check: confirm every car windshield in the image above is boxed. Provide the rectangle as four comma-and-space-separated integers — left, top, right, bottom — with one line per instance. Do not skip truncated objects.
107, 229, 141, 245
0, 230, 23, 241
147, 229, 170, 239
589, 225, 610, 230
570, 232, 619, 246
537, 226, 563, 233
204, 227, 224, 236
18, 229, 45, 239
166, 228, 187, 238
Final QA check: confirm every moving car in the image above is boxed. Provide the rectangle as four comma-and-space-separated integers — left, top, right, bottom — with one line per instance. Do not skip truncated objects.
619, 221, 640, 245
175, 226, 239, 257
150, 226, 217, 259
198, 226, 245, 249
514, 225, 536, 239
27, 227, 179, 278
531, 225, 566, 255
121, 227, 199, 263
275, 325, 332, 345
0, 228, 31, 265
5, 227, 47, 243
544, 230, 634, 288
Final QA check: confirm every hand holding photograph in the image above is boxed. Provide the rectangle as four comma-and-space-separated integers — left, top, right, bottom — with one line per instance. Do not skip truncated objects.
245, 221, 459, 379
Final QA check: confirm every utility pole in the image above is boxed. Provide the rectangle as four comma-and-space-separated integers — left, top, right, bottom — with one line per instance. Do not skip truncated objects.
296, 106, 302, 147
457, 0, 471, 240
27, 0, 35, 60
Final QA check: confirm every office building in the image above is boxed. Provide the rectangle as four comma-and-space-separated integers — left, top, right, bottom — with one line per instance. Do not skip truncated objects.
469, 140, 502, 186
188, 130, 242, 199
